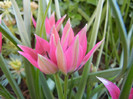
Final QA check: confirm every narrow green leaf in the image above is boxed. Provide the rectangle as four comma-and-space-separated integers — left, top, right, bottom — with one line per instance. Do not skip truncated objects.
11, 0, 31, 47
108, 0, 128, 75
23, 0, 31, 41
87, 0, 98, 5
40, 72, 54, 99
127, 25, 133, 47
0, 84, 15, 99
78, 8, 90, 21
119, 49, 133, 99
24, 58, 37, 99
0, 54, 24, 99
96, 1, 108, 69
0, 21, 21, 49
54, 0, 63, 32
39, 0, 52, 39
36, 0, 46, 36
68, 68, 121, 87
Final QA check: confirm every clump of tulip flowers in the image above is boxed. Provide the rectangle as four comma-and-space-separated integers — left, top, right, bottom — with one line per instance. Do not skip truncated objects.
18, 14, 103, 75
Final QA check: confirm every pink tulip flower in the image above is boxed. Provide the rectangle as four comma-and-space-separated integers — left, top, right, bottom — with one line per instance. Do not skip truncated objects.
97, 77, 133, 99
19, 15, 103, 75
0, 15, 2, 53
31, 12, 66, 38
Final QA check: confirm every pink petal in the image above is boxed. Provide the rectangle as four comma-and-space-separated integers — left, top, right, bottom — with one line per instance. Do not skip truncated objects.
65, 36, 81, 73
18, 51, 38, 68
68, 28, 74, 46
76, 24, 87, 56
55, 14, 66, 32
56, 41, 67, 75
97, 77, 120, 99
75, 45, 83, 70
51, 26, 60, 45
45, 17, 52, 35
31, 14, 36, 28
49, 12, 55, 26
61, 19, 71, 50
38, 54, 58, 74
79, 39, 104, 69
49, 34, 57, 64
129, 88, 133, 99
18, 45, 37, 59
35, 34, 50, 55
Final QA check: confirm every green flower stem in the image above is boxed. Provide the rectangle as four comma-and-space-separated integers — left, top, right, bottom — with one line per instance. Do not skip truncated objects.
0, 54, 24, 99
119, 57, 133, 99
64, 75, 68, 99
54, 73, 64, 99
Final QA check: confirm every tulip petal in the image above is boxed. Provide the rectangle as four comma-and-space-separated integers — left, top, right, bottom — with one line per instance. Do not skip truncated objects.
51, 26, 60, 45
129, 88, 133, 99
35, 34, 50, 55
65, 36, 80, 73
45, 17, 52, 35
79, 39, 103, 69
38, 54, 58, 74
68, 28, 74, 46
56, 41, 67, 74
55, 14, 66, 32
49, 12, 55, 26
18, 45, 37, 59
31, 14, 36, 28
97, 77, 120, 99
49, 34, 57, 64
61, 19, 72, 50
18, 51, 38, 68
77, 24, 87, 56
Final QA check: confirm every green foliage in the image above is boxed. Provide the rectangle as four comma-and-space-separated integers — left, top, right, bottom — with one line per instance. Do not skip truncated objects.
52, 0, 97, 27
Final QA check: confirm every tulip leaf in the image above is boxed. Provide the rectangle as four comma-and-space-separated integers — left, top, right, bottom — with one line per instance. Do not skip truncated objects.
108, 0, 128, 76
119, 48, 133, 99
23, 0, 31, 41
40, 72, 54, 99
0, 54, 24, 99
0, 21, 21, 49
35, 0, 47, 38
0, 84, 15, 99
11, 0, 31, 47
